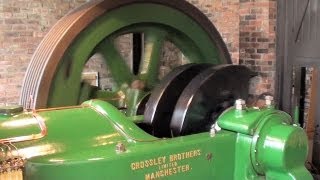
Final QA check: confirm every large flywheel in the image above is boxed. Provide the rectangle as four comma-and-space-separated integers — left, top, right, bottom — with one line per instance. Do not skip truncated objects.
20, 0, 231, 114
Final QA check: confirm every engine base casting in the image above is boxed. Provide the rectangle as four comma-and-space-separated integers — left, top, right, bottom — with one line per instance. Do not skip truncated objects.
0, 100, 312, 179
0, 0, 311, 179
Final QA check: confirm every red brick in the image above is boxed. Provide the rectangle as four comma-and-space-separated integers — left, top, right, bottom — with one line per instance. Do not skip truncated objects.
240, 0, 276, 95
5, 18, 22, 24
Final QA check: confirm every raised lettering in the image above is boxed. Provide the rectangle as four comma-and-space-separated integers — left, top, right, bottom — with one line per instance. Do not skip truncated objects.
131, 163, 136, 170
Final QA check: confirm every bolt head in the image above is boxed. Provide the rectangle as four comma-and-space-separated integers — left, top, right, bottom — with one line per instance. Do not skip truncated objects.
235, 99, 246, 110
206, 153, 213, 160
116, 142, 126, 153
265, 95, 274, 106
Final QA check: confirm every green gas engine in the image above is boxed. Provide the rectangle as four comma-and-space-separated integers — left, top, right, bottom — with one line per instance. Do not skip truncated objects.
0, 0, 312, 179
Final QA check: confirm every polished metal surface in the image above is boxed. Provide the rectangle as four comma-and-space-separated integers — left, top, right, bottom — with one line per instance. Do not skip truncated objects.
144, 64, 211, 137
170, 65, 254, 136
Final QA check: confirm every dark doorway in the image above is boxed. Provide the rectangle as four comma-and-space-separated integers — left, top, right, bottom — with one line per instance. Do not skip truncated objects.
276, 0, 320, 172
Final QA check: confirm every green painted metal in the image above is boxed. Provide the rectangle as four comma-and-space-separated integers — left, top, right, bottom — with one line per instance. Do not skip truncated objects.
0, 100, 312, 179
218, 106, 312, 179
46, 3, 225, 115
137, 29, 166, 88
293, 105, 300, 124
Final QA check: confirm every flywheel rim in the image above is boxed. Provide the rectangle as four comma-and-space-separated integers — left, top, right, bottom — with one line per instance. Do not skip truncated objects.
170, 65, 254, 136
143, 63, 213, 137
20, 0, 231, 110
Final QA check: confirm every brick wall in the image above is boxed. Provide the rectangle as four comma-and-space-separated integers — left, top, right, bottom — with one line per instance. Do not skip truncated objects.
0, 0, 276, 105
0, 0, 88, 105
188, 0, 240, 64
239, 0, 276, 95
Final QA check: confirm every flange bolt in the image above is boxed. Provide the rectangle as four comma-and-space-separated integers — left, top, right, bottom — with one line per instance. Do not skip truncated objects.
235, 99, 246, 110
265, 95, 274, 108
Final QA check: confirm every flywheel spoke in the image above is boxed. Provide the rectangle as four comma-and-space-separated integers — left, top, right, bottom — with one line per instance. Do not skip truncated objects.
97, 39, 135, 89
138, 30, 166, 89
